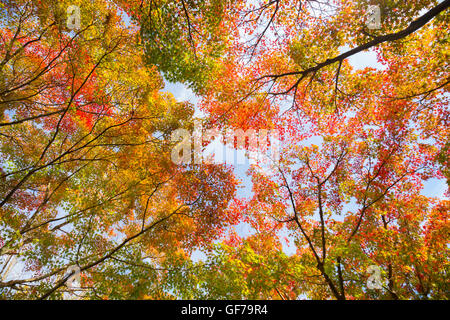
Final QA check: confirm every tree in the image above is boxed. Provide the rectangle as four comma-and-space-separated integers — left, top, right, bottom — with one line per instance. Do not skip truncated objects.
186, 0, 449, 299
117, 0, 244, 94
1, 0, 448, 300
0, 0, 237, 299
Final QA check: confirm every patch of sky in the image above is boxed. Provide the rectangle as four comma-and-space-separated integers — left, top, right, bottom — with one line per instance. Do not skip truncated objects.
421, 178, 448, 199
339, 45, 386, 71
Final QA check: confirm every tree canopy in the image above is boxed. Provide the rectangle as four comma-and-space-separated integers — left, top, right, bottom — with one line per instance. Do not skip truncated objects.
0, 0, 448, 300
